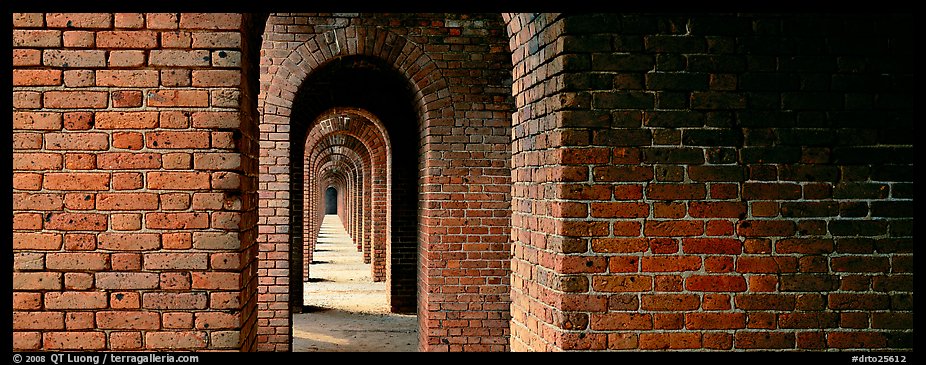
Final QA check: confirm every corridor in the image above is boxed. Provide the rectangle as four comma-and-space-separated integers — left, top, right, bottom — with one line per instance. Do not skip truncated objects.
291, 215, 417, 352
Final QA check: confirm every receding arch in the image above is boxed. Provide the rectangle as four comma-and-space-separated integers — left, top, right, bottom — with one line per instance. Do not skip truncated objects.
257, 21, 458, 350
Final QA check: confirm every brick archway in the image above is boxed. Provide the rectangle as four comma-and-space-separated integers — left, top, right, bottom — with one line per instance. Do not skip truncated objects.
257, 23, 461, 351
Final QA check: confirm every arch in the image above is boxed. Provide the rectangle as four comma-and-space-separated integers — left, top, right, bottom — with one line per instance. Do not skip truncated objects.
257, 22, 456, 351
325, 187, 337, 214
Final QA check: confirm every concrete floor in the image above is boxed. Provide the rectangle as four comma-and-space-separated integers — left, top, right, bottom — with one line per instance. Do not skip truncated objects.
292, 215, 418, 352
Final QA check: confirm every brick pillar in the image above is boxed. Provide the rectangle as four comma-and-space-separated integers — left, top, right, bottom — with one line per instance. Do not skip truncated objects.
13, 12, 258, 351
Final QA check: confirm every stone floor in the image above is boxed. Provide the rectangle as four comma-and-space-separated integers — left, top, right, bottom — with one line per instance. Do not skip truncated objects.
292, 215, 418, 352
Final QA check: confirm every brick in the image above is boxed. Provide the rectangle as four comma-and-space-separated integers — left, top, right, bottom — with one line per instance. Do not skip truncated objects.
180, 13, 241, 29
194, 153, 242, 170
211, 50, 240, 67
147, 131, 211, 149
144, 253, 208, 270
828, 293, 890, 310
143, 292, 207, 309
827, 332, 887, 349
683, 238, 742, 254
13, 29, 62, 47
13, 13, 44, 27
641, 294, 700, 311
110, 291, 141, 309
146, 13, 179, 29
95, 272, 159, 289
590, 313, 652, 330
110, 91, 142, 107
192, 70, 241, 87
13, 293, 42, 310
193, 232, 240, 249
13, 49, 42, 66
96, 70, 159, 87
592, 275, 652, 292
45, 132, 109, 151
108, 50, 147, 67
97, 30, 158, 48
589, 202, 648, 218
13, 272, 62, 290
776, 238, 833, 254
778, 312, 839, 329
46, 13, 112, 28
685, 312, 745, 330
98, 153, 162, 170
97, 311, 160, 329
646, 184, 705, 200
149, 50, 211, 67
736, 256, 797, 273
13, 311, 65, 330
46, 253, 108, 271
114, 13, 145, 28
145, 331, 208, 350
13, 192, 64, 210
13, 173, 44, 190
195, 312, 240, 329
148, 172, 211, 190
13, 69, 62, 86
111, 253, 141, 271
44, 173, 109, 191
13, 92, 42, 109
640, 333, 700, 350
644, 220, 703, 237
736, 220, 796, 237
95, 111, 159, 129
62, 31, 94, 47
192, 272, 240, 290
45, 292, 107, 309
641, 256, 701, 272
13, 112, 62, 130
44, 212, 108, 231
44, 91, 108, 109
686, 275, 747, 292
735, 332, 795, 349
781, 274, 838, 292
163, 312, 194, 329
110, 332, 143, 350
112, 132, 144, 150
111, 172, 143, 190
159, 272, 191, 290
43, 49, 107, 67
161, 193, 191, 210
44, 331, 106, 350
192, 32, 241, 48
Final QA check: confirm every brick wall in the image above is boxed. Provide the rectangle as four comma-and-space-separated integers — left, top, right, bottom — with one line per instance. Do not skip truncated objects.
506, 13, 913, 351
13, 13, 259, 351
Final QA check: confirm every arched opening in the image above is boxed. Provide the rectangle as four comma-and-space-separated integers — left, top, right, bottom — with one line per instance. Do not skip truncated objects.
256, 14, 514, 352
324, 187, 338, 214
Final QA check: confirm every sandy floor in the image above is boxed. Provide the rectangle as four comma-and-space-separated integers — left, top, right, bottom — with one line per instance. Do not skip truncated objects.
292, 215, 418, 352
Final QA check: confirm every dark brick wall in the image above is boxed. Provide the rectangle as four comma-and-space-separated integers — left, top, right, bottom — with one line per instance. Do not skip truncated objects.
507, 13, 912, 351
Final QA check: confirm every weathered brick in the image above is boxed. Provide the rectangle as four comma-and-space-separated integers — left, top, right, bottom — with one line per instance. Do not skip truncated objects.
45, 291, 107, 309
686, 275, 747, 292
95, 272, 159, 289
148, 50, 211, 67
46, 13, 112, 28
145, 331, 208, 350
46, 253, 108, 271
96, 30, 158, 48
148, 172, 211, 190
96, 70, 159, 87
13, 112, 62, 131
13, 69, 62, 86
43, 49, 107, 67
143, 292, 207, 309
97, 311, 160, 329
144, 253, 208, 270
43, 331, 106, 350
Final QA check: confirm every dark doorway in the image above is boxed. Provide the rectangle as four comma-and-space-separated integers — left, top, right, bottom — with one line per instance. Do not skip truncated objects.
325, 187, 337, 214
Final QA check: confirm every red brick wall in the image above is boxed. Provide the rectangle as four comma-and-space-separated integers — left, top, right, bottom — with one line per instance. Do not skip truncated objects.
12, 13, 260, 351
506, 13, 913, 351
